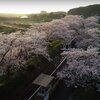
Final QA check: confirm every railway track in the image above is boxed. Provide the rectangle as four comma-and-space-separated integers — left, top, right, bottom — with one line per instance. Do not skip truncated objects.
8, 56, 67, 100
27, 57, 67, 100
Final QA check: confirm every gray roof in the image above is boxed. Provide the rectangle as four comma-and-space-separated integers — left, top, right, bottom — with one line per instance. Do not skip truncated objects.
33, 73, 54, 87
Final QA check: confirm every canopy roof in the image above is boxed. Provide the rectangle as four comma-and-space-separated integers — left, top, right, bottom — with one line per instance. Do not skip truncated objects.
33, 73, 54, 87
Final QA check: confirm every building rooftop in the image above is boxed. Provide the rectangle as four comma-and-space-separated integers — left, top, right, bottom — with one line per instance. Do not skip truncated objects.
33, 73, 54, 87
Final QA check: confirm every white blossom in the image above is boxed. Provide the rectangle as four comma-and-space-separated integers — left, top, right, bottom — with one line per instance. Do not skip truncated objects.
58, 48, 100, 87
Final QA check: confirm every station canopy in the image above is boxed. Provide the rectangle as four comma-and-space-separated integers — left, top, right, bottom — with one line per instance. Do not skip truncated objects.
33, 73, 54, 87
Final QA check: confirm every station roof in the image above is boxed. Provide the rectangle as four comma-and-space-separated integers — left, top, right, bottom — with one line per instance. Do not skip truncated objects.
33, 73, 54, 87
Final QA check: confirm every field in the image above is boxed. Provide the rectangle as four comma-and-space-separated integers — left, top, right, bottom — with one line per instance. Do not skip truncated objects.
0, 12, 66, 34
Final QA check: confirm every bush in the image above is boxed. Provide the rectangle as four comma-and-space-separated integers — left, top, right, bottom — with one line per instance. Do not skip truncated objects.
48, 39, 62, 58
26, 55, 42, 70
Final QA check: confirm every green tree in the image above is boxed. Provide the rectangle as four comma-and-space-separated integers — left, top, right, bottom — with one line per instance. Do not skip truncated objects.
48, 39, 62, 59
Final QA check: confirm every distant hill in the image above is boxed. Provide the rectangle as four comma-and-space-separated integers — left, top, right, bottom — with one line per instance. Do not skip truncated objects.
0, 11, 66, 24
67, 4, 100, 17
28, 11, 66, 22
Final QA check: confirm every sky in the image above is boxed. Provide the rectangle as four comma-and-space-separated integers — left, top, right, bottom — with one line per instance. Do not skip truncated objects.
0, 0, 100, 14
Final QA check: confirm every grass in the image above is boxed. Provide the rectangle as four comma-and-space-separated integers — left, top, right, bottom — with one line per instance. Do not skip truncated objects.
0, 12, 66, 34
0, 25, 19, 34
0, 23, 31, 34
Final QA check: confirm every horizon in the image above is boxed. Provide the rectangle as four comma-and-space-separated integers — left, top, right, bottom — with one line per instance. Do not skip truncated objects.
0, 0, 100, 14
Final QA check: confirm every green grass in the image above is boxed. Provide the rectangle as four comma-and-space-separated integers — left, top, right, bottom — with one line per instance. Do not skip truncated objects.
0, 12, 66, 34
0, 23, 31, 34
0, 12, 66, 24
0, 25, 19, 34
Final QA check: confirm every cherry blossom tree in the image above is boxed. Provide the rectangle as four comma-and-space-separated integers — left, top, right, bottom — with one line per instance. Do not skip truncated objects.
57, 48, 100, 87
0, 28, 48, 75
37, 15, 99, 47
0, 15, 99, 76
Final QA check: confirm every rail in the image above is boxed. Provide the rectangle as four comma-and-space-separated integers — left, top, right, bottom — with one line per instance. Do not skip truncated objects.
28, 56, 67, 100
